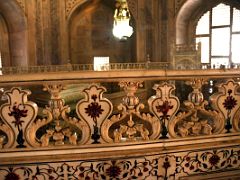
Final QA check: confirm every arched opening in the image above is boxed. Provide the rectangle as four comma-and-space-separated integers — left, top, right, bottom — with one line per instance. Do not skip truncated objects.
196, 2, 240, 68
68, 0, 135, 65
0, 0, 28, 66
176, 0, 240, 67
176, 0, 240, 43
0, 14, 10, 67
176, 0, 206, 44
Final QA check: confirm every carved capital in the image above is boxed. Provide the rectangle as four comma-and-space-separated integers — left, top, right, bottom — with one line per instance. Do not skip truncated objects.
119, 81, 143, 110
43, 84, 66, 100
65, 0, 83, 18
186, 78, 208, 105
175, 0, 185, 14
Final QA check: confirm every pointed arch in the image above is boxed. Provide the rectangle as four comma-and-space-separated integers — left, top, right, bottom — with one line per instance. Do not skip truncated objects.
176, 0, 205, 44
0, 0, 28, 66
0, 14, 10, 67
176, 0, 240, 44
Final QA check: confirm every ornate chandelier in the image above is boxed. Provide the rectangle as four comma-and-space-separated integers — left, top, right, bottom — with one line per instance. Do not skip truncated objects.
112, 0, 133, 40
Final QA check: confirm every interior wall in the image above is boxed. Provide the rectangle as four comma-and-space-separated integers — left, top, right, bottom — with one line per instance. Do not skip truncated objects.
0, 0, 165, 66
5, 0, 240, 66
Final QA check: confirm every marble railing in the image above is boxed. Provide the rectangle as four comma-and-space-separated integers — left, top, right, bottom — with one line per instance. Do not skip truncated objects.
0, 62, 170, 75
0, 68, 240, 179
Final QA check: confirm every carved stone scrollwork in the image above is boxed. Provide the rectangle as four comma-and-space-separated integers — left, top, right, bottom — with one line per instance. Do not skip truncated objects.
0, 134, 5, 148
66, 0, 88, 19
101, 81, 159, 143
0, 88, 38, 148
15, 0, 25, 12
169, 79, 224, 138
148, 82, 180, 139
175, 0, 185, 14
76, 84, 113, 144
66, 0, 78, 17
0, 122, 13, 149
26, 84, 90, 147
210, 79, 240, 133
170, 101, 224, 138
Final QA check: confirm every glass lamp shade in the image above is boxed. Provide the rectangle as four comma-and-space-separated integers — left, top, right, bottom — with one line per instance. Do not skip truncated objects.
112, 0, 133, 40
113, 19, 133, 39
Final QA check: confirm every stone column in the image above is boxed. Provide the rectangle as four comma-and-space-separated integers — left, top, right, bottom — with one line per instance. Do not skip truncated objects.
135, 0, 146, 62
59, 0, 69, 64
26, 0, 37, 66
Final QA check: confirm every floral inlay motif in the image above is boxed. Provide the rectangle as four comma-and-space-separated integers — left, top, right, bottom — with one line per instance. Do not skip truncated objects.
181, 149, 240, 172
84, 94, 104, 144
156, 100, 173, 138
105, 162, 122, 178
8, 103, 28, 129
3, 167, 32, 180
223, 89, 237, 110
209, 154, 220, 166
156, 100, 173, 120
1, 148, 240, 179
5, 172, 20, 180
8, 102, 28, 148
85, 95, 104, 124
162, 158, 171, 169
222, 89, 237, 133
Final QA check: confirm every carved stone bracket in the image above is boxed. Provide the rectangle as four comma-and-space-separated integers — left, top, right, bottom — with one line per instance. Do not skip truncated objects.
0, 87, 38, 148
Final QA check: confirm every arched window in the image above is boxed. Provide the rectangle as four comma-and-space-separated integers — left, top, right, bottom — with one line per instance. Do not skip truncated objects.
196, 3, 240, 68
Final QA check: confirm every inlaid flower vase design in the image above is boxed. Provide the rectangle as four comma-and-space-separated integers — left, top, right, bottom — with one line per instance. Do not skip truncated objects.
76, 84, 113, 144
210, 80, 240, 133
0, 88, 38, 148
148, 82, 180, 138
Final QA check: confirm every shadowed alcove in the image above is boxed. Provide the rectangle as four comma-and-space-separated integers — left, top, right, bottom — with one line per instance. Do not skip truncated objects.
68, 0, 136, 64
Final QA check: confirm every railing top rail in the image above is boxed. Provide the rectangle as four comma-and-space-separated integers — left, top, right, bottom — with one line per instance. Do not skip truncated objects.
0, 62, 171, 75
0, 68, 239, 85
